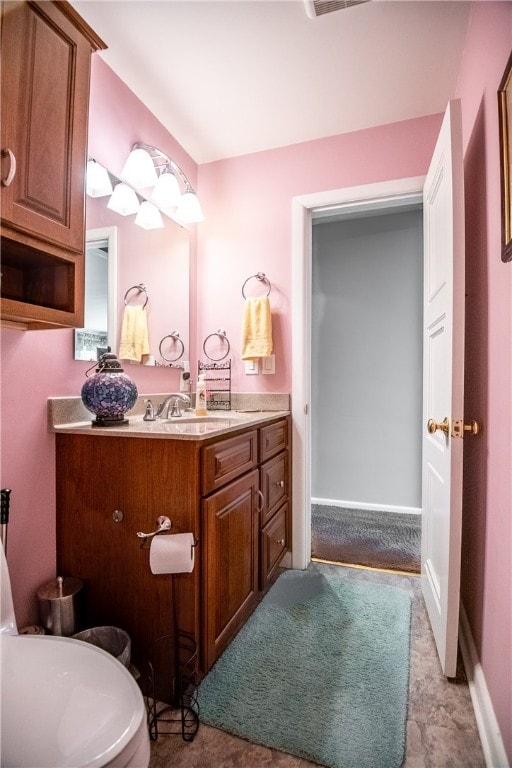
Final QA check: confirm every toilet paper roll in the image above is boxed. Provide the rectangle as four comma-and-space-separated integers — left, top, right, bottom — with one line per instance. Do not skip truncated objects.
149, 533, 195, 575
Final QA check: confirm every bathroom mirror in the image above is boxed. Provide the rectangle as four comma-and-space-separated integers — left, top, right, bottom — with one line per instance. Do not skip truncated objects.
74, 226, 117, 361
75, 179, 190, 365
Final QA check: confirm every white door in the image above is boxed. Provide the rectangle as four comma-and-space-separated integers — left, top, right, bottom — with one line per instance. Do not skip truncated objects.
422, 99, 465, 678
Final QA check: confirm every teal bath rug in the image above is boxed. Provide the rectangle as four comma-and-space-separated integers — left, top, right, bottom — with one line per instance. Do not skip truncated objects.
197, 566, 412, 768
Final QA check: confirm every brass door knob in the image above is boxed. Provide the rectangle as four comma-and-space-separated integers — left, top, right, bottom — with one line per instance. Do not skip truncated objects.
427, 417, 449, 435
463, 420, 480, 435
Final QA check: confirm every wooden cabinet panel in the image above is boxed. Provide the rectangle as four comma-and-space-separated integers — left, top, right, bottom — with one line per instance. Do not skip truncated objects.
201, 469, 259, 672
201, 430, 258, 495
260, 503, 288, 590
259, 419, 289, 462
56, 434, 201, 671
260, 450, 288, 527
0, 1, 105, 328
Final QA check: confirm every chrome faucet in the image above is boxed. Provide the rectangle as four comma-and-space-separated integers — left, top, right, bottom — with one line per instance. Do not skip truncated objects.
155, 393, 191, 418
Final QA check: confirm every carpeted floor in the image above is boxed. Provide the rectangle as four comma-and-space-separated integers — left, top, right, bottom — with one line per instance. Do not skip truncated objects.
197, 566, 412, 768
311, 504, 421, 573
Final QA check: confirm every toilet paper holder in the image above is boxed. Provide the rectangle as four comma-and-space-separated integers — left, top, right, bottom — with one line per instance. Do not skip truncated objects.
137, 515, 172, 547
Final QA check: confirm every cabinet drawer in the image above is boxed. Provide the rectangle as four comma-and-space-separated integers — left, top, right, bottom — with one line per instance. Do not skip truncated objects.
259, 419, 289, 462
201, 430, 258, 495
260, 450, 288, 527
260, 502, 288, 590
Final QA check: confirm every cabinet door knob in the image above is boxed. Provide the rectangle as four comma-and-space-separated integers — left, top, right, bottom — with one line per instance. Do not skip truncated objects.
1, 148, 16, 187
275, 480, 284, 488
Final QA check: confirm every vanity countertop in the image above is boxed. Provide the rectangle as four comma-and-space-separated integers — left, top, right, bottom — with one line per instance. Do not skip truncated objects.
51, 409, 290, 441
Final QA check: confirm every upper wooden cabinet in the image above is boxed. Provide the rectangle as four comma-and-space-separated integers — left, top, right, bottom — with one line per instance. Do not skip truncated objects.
0, 1, 105, 328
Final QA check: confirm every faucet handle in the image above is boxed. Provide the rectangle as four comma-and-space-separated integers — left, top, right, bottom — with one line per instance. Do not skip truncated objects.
170, 396, 184, 417
143, 399, 156, 421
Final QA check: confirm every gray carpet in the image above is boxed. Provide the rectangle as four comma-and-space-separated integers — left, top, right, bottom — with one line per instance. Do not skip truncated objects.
311, 504, 421, 573
198, 565, 412, 768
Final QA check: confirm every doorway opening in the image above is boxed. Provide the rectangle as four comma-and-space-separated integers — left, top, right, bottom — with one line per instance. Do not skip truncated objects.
310, 203, 423, 573
291, 176, 425, 572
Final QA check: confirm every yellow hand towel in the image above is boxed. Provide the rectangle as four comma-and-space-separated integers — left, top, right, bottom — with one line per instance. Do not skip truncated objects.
118, 305, 150, 363
241, 296, 273, 360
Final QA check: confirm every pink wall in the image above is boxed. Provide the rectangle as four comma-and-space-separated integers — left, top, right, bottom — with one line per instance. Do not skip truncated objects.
0, 58, 198, 628
456, 2, 512, 758
196, 113, 442, 392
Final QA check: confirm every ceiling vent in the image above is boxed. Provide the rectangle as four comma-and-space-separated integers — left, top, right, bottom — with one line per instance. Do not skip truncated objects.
304, 0, 370, 18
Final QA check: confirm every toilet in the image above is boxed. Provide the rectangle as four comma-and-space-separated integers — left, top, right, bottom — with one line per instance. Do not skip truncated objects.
0, 546, 150, 768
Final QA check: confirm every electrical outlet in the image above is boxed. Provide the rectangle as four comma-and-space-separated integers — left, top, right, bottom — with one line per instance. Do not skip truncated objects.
244, 359, 259, 375
262, 354, 275, 374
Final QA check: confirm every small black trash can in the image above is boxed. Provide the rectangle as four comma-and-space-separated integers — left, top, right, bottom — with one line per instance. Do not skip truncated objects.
73, 626, 131, 667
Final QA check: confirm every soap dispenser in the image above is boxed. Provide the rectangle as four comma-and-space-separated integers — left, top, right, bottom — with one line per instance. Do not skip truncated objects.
195, 374, 208, 416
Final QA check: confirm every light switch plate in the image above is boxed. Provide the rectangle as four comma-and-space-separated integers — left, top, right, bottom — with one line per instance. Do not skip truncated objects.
261, 354, 275, 374
244, 359, 259, 375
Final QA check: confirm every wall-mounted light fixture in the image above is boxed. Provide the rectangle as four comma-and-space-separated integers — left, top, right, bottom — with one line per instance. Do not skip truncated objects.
121, 143, 204, 224
86, 144, 204, 229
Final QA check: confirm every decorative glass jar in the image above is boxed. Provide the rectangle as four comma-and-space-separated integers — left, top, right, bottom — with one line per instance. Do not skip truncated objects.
81, 351, 137, 427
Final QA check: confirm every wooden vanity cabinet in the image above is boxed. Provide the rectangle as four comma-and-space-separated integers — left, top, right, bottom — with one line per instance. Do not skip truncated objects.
56, 416, 290, 681
1, 1, 106, 328
56, 433, 202, 672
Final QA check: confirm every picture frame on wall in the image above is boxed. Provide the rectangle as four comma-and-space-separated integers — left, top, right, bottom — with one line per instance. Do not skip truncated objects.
498, 51, 512, 262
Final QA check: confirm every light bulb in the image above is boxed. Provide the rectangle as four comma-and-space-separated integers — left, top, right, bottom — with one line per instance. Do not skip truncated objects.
121, 147, 158, 189
107, 183, 140, 216
86, 160, 113, 197
151, 171, 181, 211
135, 200, 164, 230
176, 190, 204, 224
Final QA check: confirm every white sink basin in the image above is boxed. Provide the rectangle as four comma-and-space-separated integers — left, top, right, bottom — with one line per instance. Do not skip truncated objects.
153, 418, 233, 435
165, 416, 233, 424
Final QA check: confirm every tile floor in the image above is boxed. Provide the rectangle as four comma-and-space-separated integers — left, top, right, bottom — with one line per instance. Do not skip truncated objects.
148, 563, 485, 768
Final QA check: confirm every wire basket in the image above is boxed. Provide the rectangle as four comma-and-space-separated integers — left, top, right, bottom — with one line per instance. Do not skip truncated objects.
142, 632, 199, 742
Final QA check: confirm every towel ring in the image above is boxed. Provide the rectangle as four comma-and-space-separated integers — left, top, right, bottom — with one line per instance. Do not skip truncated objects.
241, 272, 271, 299
124, 283, 148, 308
159, 331, 185, 363
203, 329, 230, 361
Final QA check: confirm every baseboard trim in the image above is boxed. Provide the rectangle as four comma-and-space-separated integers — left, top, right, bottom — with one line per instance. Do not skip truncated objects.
459, 602, 510, 768
311, 498, 422, 516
